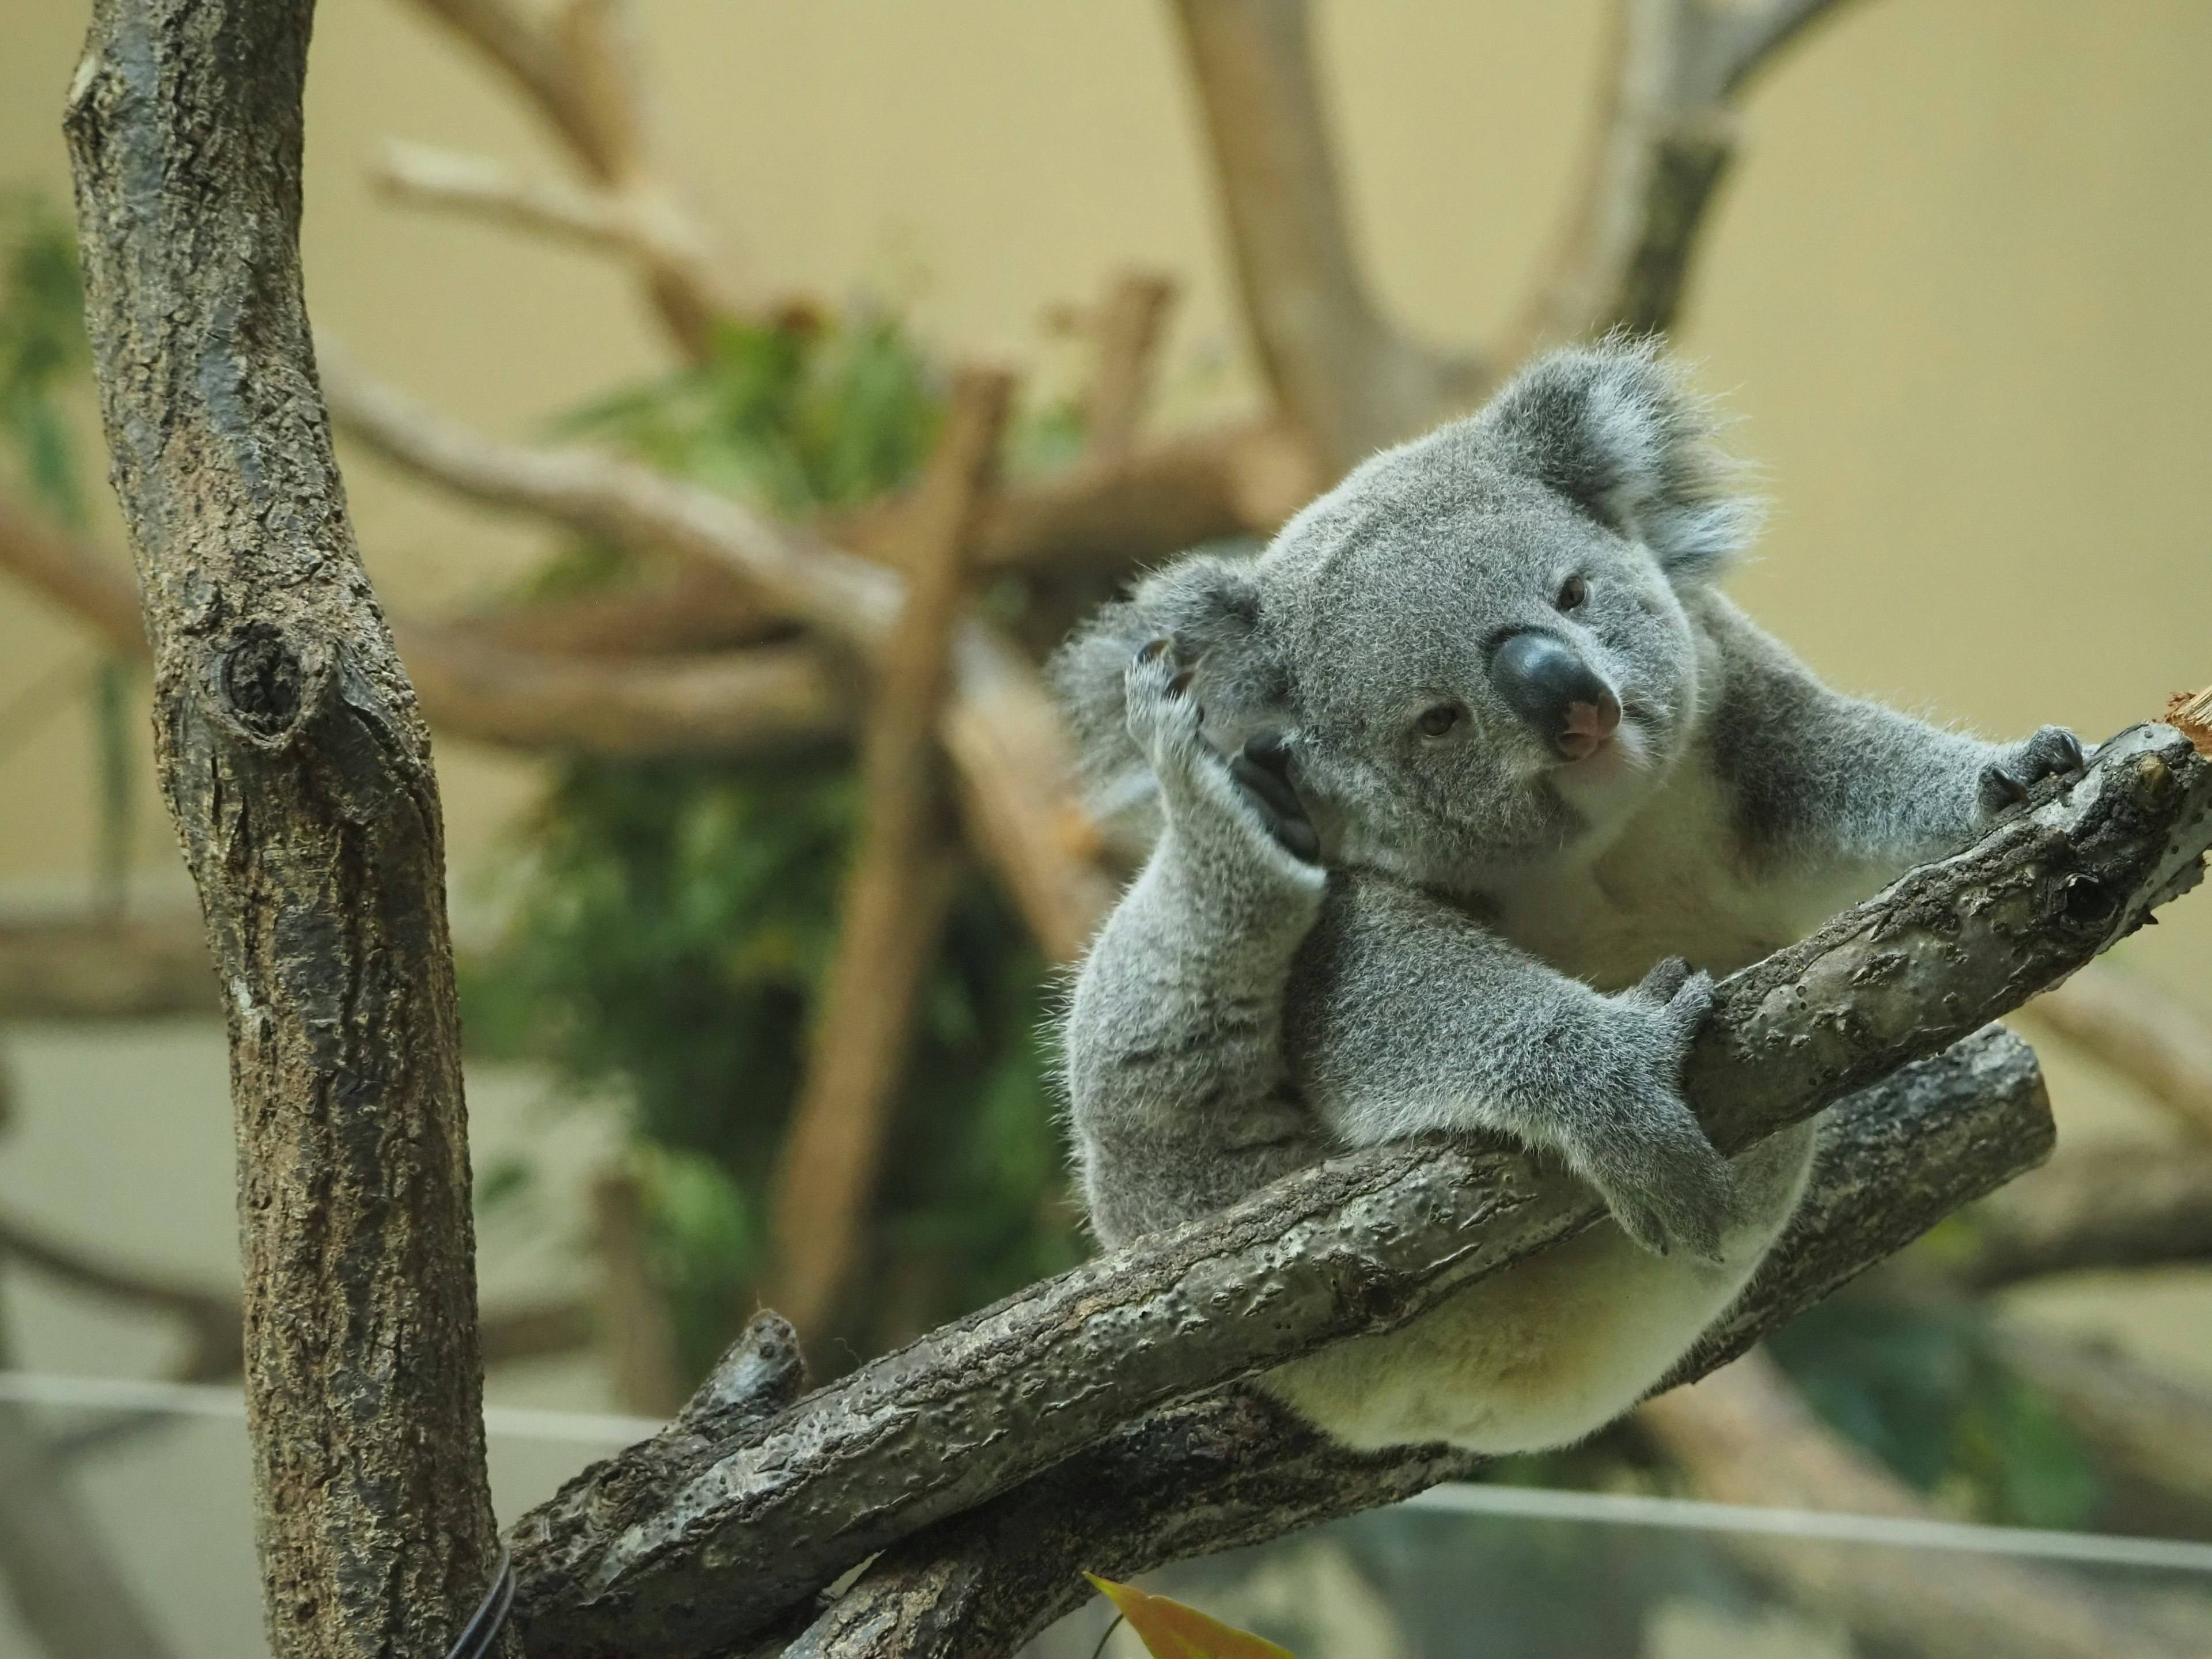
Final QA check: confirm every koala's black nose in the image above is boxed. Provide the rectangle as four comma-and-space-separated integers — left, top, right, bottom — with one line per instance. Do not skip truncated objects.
1488, 630, 1622, 762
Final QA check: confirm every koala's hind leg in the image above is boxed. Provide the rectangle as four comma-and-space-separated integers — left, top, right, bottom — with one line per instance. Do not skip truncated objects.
1266, 1118, 1819, 1454
1062, 641, 1328, 1245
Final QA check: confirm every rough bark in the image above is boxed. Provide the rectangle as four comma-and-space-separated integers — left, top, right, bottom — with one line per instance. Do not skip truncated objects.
506, 721, 2209, 1658
765, 369, 1010, 1347
790, 1029, 2051, 1659
64, 2, 508, 1654
1642, 1349, 2196, 1659
0, 488, 848, 759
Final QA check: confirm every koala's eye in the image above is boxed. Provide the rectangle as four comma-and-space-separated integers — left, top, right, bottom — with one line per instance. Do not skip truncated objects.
1416, 702, 1464, 738
1555, 574, 1589, 611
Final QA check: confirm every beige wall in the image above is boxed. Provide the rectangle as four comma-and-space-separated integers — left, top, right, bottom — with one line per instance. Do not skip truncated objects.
2, 1, 2209, 1003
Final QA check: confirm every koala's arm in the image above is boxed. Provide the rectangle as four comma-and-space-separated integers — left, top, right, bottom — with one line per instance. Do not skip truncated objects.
1692, 590, 2082, 893
1062, 646, 1328, 1247
1286, 873, 1733, 1259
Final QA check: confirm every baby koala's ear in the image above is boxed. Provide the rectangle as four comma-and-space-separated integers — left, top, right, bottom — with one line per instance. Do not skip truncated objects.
1476, 334, 1760, 583
1050, 551, 1279, 813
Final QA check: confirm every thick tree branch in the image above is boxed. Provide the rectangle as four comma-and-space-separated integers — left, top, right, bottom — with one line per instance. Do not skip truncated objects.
2022, 961, 2212, 1141
793, 1029, 2051, 1659
508, 722, 2211, 1658
1641, 1347, 2194, 1659
1169, 0, 1482, 469
1953, 1140, 2212, 1290
65, 2, 510, 1652
766, 369, 1010, 1349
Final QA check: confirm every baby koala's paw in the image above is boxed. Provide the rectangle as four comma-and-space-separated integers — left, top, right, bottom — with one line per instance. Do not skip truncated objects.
1978, 725, 2087, 817
1569, 959, 1735, 1262
1124, 638, 1206, 777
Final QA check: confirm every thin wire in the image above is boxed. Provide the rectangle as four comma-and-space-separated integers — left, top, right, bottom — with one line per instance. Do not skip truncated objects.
1086, 1611, 1125, 1659
445, 1544, 516, 1659
1407, 1482, 2212, 1576
10, 1370, 2212, 1578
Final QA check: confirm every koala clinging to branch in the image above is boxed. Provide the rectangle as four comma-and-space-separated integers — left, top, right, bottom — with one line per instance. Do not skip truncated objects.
1051, 339, 2085, 1453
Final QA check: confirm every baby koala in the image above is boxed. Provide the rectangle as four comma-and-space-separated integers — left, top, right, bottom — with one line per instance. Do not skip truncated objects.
1052, 339, 2084, 1452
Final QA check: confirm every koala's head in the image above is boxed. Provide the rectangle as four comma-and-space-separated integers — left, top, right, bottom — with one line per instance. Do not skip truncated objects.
1052, 339, 1758, 884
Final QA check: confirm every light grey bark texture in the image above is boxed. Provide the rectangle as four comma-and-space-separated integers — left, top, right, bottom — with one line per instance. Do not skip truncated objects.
63, 3, 509, 1656
511, 724, 2212, 1659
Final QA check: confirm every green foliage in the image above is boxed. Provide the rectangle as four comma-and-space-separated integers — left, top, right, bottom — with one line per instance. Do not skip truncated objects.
1767, 1282, 2102, 1528
0, 188, 137, 907
469, 309, 1082, 1377
554, 306, 940, 514
0, 190, 90, 525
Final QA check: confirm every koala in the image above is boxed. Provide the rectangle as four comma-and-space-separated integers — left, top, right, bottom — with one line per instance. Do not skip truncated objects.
1052, 338, 2084, 1454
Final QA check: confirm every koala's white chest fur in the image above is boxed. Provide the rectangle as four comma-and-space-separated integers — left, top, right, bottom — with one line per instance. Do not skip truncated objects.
1475, 752, 1868, 989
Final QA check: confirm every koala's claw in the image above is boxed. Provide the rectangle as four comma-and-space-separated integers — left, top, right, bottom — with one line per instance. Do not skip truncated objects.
1978, 725, 2087, 817
1569, 961, 1733, 1262
1229, 731, 1322, 864
1125, 641, 1205, 775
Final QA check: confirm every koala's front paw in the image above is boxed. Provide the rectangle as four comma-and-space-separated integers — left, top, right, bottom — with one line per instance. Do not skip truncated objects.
1127, 642, 1321, 866
1567, 959, 1735, 1261
1124, 638, 1204, 777
1978, 725, 2087, 817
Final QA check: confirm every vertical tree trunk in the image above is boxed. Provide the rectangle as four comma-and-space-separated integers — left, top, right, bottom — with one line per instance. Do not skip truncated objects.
63, 3, 508, 1656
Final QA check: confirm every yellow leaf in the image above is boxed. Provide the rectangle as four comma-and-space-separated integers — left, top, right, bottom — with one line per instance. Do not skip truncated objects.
1084, 1573, 1300, 1659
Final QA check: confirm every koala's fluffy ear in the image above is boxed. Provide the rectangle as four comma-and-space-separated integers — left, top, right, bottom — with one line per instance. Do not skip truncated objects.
1476, 335, 1759, 582
1049, 551, 1277, 820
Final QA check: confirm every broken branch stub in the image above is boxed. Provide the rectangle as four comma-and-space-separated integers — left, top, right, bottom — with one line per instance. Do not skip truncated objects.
508, 720, 2210, 1658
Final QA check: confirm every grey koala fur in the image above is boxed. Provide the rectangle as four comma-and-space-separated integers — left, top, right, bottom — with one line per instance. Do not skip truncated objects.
1052, 338, 2085, 1453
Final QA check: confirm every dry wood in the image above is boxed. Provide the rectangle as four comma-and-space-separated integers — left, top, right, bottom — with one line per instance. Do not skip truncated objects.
0, 1368, 176, 1659
1081, 270, 1179, 462
1953, 1139, 2212, 1289
2022, 960, 2212, 1141
0, 1199, 590, 1381
593, 1169, 688, 1417
0, 910, 216, 1021
400, 624, 847, 757
323, 358, 1120, 959
0, 488, 842, 759
1641, 1348, 2194, 1659
508, 720, 2212, 1658
1512, 0, 1863, 353
765, 368, 1012, 1347
793, 1029, 2052, 1659
400, 0, 743, 356
65, 2, 510, 1652
1169, 0, 1481, 469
